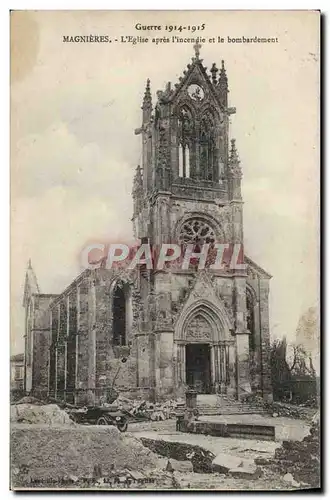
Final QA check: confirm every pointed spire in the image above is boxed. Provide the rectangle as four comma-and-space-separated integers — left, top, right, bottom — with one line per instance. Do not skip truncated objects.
219, 60, 228, 87
229, 139, 242, 178
142, 78, 152, 109
210, 63, 218, 84
229, 139, 239, 163
23, 259, 40, 306
133, 165, 143, 193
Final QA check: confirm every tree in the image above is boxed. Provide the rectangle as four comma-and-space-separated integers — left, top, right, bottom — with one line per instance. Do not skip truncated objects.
289, 344, 316, 378
270, 337, 292, 388
271, 336, 317, 402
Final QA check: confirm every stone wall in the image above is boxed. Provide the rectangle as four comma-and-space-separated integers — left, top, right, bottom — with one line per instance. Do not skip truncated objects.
247, 276, 273, 401
258, 279, 273, 401
42, 264, 272, 404
31, 296, 55, 399
92, 269, 141, 403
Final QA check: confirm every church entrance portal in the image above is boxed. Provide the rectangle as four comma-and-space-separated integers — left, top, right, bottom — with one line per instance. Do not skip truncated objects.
185, 344, 211, 394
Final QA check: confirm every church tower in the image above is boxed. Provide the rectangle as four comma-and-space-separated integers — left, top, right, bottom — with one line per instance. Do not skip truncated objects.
21, 46, 272, 406
130, 45, 273, 401
133, 43, 242, 249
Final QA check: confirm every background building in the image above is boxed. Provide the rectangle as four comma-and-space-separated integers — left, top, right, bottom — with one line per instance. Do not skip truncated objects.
10, 353, 24, 393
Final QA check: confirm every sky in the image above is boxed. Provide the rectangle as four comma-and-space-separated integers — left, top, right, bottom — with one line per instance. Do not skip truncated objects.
11, 10, 319, 354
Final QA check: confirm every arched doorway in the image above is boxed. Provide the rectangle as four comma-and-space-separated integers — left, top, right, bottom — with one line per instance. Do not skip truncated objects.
185, 313, 213, 393
176, 300, 233, 395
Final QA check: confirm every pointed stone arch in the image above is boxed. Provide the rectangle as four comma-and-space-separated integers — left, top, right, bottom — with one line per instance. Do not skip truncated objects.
175, 298, 232, 342
246, 284, 258, 354
109, 279, 132, 347
198, 103, 221, 122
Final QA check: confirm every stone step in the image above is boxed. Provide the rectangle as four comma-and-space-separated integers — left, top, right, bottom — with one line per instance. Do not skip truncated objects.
200, 408, 268, 415
194, 394, 268, 416
196, 403, 268, 415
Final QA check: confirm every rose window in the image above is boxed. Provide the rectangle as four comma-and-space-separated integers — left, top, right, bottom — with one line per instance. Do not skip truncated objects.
179, 219, 216, 245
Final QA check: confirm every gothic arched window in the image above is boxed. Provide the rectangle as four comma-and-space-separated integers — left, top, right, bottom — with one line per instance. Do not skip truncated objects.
178, 107, 193, 178
200, 113, 216, 181
246, 290, 256, 352
112, 282, 129, 346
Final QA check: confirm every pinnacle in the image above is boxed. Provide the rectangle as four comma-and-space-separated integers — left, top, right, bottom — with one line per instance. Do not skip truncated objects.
143, 78, 152, 106
229, 139, 240, 164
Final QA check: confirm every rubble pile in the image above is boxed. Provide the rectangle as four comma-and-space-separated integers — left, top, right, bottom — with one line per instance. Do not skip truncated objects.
265, 401, 318, 421
115, 396, 185, 421
11, 425, 165, 488
15, 396, 45, 406
140, 436, 215, 473
11, 403, 75, 425
269, 416, 320, 488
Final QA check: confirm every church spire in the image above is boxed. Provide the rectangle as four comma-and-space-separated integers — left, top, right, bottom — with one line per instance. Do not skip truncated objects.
219, 60, 228, 87
229, 139, 242, 179
218, 59, 229, 107
210, 62, 218, 85
142, 78, 152, 124
142, 78, 152, 110
23, 259, 40, 307
228, 139, 242, 201
229, 139, 239, 164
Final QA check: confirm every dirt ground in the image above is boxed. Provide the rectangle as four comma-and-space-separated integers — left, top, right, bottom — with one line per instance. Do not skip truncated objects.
127, 415, 315, 491
10, 412, 316, 491
11, 424, 164, 488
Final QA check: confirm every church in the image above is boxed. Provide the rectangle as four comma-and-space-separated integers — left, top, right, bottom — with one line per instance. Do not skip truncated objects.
23, 45, 273, 404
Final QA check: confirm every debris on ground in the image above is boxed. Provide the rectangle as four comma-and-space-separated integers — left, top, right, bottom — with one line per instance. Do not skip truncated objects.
268, 418, 320, 488
265, 401, 318, 421
11, 424, 165, 488
139, 436, 215, 473
114, 396, 185, 422
212, 453, 250, 474
165, 458, 193, 473
11, 404, 75, 425
282, 472, 301, 488
188, 449, 215, 473
14, 396, 45, 406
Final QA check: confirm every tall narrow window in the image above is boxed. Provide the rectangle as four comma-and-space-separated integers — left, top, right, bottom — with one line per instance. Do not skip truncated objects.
185, 147, 190, 178
178, 107, 193, 178
113, 284, 127, 346
200, 114, 215, 181
200, 128, 209, 180
179, 144, 184, 177
247, 292, 256, 352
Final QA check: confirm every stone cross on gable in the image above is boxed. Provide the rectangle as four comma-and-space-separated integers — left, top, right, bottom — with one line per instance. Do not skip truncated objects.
193, 42, 202, 59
